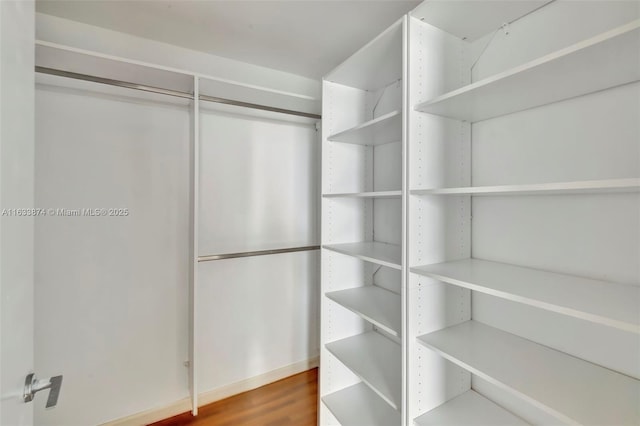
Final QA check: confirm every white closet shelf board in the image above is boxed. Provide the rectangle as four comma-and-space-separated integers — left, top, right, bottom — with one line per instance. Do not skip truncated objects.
417, 321, 640, 426
415, 20, 640, 122
326, 331, 402, 409
327, 110, 401, 146
323, 190, 402, 199
324, 20, 403, 90
323, 242, 402, 270
414, 390, 529, 426
326, 286, 401, 337
411, 258, 640, 334
36, 41, 195, 94
410, 178, 640, 196
322, 383, 400, 426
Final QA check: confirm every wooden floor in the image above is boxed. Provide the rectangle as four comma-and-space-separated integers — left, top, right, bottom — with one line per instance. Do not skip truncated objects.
150, 368, 318, 426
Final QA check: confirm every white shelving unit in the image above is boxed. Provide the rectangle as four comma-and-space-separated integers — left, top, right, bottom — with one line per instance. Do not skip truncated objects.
417, 321, 640, 426
322, 2, 639, 425
320, 16, 406, 426
404, 2, 640, 426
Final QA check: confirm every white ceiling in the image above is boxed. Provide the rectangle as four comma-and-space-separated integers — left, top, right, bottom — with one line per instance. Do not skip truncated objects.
36, 0, 421, 79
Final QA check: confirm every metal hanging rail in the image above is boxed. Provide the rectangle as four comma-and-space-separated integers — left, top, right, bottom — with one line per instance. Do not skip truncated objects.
198, 245, 320, 262
35, 66, 322, 120
199, 94, 321, 119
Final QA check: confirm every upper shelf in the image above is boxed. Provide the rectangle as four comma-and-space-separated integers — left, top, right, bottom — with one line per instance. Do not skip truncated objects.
417, 321, 640, 426
414, 389, 528, 425
326, 285, 402, 337
323, 242, 402, 270
410, 178, 640, 196
322, 383, 400, 426
324, 20, 403, 91
411, 258, 640, 334
415, 20, 640, 122
327, 110, 402, 146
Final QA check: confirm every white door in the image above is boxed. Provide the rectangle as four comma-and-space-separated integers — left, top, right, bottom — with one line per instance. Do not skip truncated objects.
1, 1, 35, 424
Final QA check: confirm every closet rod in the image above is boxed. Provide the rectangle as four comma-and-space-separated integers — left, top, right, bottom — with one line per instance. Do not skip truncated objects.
36, 66, 193, 99
35, 66, 322, 120
199, 94, 321, 119
198, 245, 320, 262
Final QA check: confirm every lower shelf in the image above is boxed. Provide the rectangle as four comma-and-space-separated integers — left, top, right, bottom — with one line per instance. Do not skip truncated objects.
414, 390, 528, 425
417, 321, 640, 426
322, 383, 401, 426
326, 331, 402, 409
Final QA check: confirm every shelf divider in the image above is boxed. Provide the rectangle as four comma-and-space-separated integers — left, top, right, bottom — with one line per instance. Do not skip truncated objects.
414, 20, 640, 122
417, 321, 640, 426
411, 258, 640, 334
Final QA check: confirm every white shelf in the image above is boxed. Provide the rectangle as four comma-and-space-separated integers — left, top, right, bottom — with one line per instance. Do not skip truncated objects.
326, 331, 402, 409
324, 20, 403, 90
411, 258, 640, 334
323, 242, 402, 270
417, 321, 640, 426
326, 286, 401, 337
323, 190, 402, 198
411, 178, 640, 196
414, 390, 528, 426
327, 110, 402, 146
415, 20, 640, 122
322, 383, 400, 426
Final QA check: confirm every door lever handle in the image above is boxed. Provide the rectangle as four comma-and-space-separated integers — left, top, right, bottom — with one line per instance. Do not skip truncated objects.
23, 373, 63, 408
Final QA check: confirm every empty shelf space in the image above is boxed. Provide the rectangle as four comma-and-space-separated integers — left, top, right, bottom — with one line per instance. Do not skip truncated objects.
323, 242, 401, 270
327, 110, 402, 146
326, 286, 401, 337
326, 331, 402, 409
322, 383, 400, 426
414, 390, 528, 426
323, 190, 402, 198
411, 258, 640, 333
417, 321, 640, 426
410, 178, 640, 196
415, 20, 640, 122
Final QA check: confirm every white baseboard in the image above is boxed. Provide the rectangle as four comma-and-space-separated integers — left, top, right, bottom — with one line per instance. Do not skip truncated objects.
102, 356, 319, 426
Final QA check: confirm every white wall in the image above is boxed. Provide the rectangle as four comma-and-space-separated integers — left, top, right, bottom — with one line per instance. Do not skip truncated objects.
197, 105, 320, 397
35, 80, 191, 426
0, 1, 35, 425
